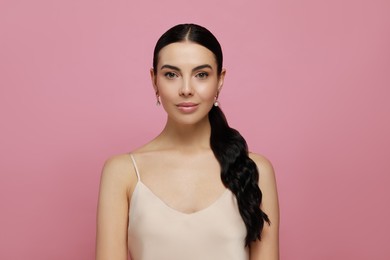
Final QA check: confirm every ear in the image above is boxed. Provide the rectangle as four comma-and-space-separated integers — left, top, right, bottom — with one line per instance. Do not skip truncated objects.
217, 68, 226, 94
150, 68, 158, 94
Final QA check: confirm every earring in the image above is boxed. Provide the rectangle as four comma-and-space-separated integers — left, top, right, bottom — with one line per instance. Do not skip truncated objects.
214, 94, 220, 107
156, 95, 161, 106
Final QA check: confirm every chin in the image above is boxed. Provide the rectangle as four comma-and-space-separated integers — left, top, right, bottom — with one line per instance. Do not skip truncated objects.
169, 114, 210, 126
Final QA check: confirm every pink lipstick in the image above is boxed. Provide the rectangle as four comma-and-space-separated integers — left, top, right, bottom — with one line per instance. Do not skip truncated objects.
176, 102, 199, 113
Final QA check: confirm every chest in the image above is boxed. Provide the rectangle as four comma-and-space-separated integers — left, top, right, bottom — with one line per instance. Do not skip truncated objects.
138, 156, 226, 214
128, 183, 248, 260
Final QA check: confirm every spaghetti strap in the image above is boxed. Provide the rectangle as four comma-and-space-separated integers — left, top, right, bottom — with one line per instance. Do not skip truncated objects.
129, 154, 141, 181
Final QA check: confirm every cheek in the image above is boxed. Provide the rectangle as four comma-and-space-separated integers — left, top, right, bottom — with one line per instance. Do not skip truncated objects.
196, 81, 218, 100
156, 79, 179, 97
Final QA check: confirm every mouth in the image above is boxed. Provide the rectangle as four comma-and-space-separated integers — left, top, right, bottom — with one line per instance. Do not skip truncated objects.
176, 102, 199, 113
176, 102, 198, 107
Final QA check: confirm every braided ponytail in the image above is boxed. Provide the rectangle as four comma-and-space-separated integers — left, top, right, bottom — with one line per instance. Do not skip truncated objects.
209, 106, 270, 245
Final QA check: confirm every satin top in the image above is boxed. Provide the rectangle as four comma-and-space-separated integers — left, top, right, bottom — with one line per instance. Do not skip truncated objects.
128, 154, 249, 260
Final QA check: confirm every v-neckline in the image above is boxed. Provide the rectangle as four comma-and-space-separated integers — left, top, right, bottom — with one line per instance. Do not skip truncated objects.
133, 181, 230, 216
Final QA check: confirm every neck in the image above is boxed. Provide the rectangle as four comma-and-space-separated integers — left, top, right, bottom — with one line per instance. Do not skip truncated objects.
157, 116, 212, 152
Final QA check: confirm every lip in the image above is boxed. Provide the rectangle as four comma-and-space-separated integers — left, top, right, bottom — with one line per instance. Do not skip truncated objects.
176, 102, 199, 113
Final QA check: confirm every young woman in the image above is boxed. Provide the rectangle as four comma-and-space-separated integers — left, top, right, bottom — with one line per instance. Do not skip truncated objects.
96, 23, 279, 260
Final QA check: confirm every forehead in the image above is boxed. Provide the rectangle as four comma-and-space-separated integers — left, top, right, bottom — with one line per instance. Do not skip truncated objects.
157, 42, 217, 68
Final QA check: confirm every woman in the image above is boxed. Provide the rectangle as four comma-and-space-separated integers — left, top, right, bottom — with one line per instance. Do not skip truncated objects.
96, 23, 279, 260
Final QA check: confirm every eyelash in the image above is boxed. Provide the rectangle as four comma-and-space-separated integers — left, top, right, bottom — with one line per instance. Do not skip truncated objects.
196, 72, 208, 79
163, 71, 209, 79
164, 72, 177, 79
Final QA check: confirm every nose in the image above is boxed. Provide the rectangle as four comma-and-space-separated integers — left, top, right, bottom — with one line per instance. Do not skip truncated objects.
179, 78, 193, 96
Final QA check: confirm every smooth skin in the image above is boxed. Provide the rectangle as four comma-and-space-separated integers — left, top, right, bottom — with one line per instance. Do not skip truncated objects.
96, 42, 279, 260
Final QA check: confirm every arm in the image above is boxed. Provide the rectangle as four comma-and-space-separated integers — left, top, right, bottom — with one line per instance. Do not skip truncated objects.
96, 155, 135, 260
249, 153, 280, 260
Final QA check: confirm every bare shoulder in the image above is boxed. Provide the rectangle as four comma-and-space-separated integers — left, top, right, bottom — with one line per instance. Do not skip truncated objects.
248, 152, 276, 180
247, 152, 278, 206
248, 152, 280, 259
100, 153, 137, 196
102, 153, 134, 174
248, 152, 279, 221
96, 153, 136, 259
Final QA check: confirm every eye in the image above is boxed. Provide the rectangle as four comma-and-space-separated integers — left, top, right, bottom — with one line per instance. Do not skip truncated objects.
196, 72, 209, 79
164, 72, 178, 79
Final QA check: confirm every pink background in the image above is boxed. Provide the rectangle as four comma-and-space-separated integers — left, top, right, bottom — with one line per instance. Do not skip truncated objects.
1, 0, 389, 259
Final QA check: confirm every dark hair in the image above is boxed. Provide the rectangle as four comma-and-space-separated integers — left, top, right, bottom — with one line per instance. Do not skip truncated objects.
153, 23, 270, 246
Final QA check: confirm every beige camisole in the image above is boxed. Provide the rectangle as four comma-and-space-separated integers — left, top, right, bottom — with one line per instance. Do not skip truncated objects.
128, 154, 249, 260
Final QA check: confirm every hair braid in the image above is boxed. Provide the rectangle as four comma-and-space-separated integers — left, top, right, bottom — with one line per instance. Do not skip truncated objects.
209, 106, 270, 246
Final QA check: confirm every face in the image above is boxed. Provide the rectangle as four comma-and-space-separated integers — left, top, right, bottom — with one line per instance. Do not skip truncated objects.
151, 41, 225, 126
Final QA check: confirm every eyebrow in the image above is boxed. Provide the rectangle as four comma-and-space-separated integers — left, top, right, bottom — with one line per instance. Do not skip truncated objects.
160, 64, 213, 72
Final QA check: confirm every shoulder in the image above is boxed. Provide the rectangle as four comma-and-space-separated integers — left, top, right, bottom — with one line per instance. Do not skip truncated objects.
103, 153, 133, 172
100, 153, 137, 197
248, 152, 280, 258
248, 152, 278, 197
96, 154, 136, 259
248, 152, 275, 180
